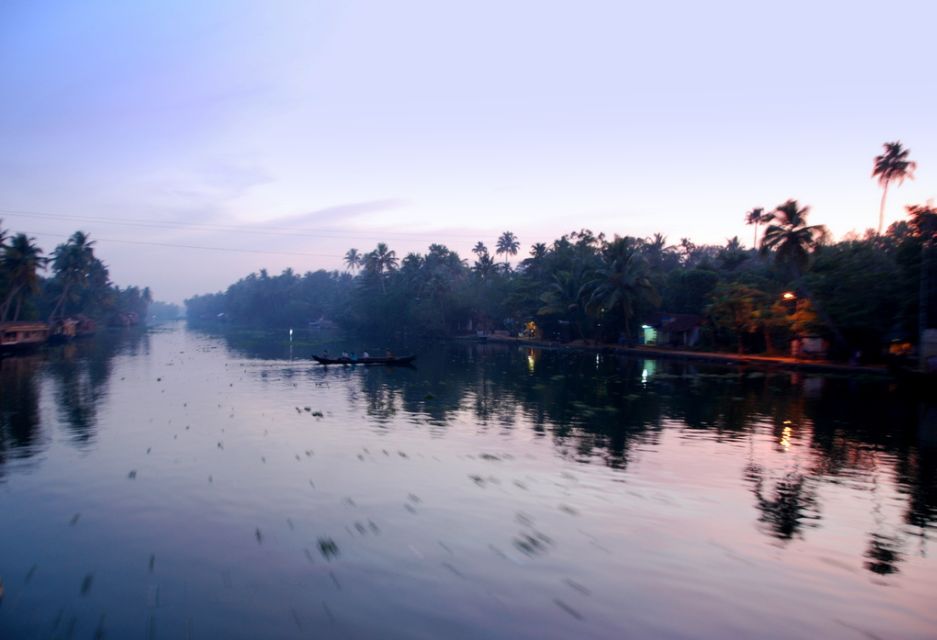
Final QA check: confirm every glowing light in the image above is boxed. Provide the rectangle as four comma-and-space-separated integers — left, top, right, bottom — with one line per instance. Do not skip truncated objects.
780, 425, 793, 451
641, 368, 648, 384
782, 292, 796, 301
527, 353, 535, 373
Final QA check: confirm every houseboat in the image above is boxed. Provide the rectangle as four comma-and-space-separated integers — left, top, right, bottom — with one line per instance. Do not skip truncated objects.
0, 322, 49, 352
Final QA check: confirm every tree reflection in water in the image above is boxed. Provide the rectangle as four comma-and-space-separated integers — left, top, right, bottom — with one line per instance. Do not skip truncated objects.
213, 331, 937, 568
0, 329, 148, 475
746, 466, 821, 541
0, 355, 43, 475
864, 532, 904, 575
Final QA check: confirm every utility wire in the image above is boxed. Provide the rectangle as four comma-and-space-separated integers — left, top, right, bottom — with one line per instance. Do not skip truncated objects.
17, 230, 346, 260
0, 207, 500, 243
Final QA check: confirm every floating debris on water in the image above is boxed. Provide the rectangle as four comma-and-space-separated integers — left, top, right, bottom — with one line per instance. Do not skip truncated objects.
513, 531, 553, 556
80, 573, 94, 596
70, 513, 81, 526
563, 578, 591, 595
441, 562, 465, 578
553, 598, 584, 620
318, 537, 339, 561
128, 470, 137, 479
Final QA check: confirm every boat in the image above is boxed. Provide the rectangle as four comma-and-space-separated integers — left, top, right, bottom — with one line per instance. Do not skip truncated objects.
312, 354, 416, 366
0, 322, 50, 352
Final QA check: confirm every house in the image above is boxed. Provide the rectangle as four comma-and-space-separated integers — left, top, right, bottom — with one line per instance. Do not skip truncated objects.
642, 313, 703, 347
791, 335, 828, 359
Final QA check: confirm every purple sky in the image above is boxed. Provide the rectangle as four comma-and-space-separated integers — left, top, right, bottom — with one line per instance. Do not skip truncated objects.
2, 0, 935, 303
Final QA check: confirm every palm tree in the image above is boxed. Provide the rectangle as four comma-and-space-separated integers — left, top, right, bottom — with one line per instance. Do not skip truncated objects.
344, 248, 362, 273
761, 200, 828, 275
495, 231, 520, 268
529, 242, 547, 260
745, 207, 768, 249
873, 141, 917, 235
50, 231, 97, 320
1, 233, 46, 321
364, 243, 397, 293
473, 252, 496, 280
538, 267, 591, 340
472, 242, 488, 258
583, 237, 659, 340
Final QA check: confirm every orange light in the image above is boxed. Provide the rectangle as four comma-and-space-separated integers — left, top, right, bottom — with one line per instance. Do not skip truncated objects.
782, 292, 796, 300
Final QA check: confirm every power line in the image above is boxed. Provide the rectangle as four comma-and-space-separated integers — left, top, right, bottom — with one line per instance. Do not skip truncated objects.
0, 207, 503, 244
17, 230, 346, 260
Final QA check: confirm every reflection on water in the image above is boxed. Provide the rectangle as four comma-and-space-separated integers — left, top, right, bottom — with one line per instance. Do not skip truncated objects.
0, 324, 935, 639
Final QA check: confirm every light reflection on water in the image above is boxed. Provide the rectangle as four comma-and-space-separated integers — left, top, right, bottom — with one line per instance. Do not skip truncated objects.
0, 323, 935, 639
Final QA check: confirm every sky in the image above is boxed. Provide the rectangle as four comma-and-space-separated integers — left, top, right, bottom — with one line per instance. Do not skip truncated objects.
1, 0, 935, 303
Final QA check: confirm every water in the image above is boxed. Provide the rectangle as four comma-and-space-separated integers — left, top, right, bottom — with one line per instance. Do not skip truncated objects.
1, 323, 935, 639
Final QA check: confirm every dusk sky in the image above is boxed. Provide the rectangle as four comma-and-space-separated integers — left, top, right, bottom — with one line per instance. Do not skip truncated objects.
2, 0, 935, 303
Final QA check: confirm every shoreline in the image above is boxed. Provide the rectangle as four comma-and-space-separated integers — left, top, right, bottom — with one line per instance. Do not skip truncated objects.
479, 335, 891, 376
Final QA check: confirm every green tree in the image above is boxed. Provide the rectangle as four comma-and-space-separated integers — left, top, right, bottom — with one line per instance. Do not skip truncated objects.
873, 141, 916, 235
496, 231, 520, 268
49, 231, 97, 319
706, 283, 766, 353
363, 243, 398, 293
761, 200, 828, 276
1, 233, 46, 321
344, 248, 362, 273
583, 237, 659, 340
745, 207, 768, 249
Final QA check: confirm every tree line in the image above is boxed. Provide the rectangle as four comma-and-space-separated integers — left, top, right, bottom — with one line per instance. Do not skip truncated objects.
0, 225, 153, 326
186, 141, 936, 360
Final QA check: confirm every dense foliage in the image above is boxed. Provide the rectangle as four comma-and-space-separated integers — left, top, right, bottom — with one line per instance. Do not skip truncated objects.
186, 202, 937, 360
0, 224, 153, 325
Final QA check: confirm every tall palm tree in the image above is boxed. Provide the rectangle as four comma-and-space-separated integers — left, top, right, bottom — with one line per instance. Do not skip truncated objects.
364, 243, 397, 293
873, 141, 917, 235
745, 207, 768, 249
50, 231, 96, 320
583, 237, 659, 340
495, 231, 520, 267
472, 242, 488, 258
761, 200, 828, 275
344, 248, 362, 273
1, 233, 46, 321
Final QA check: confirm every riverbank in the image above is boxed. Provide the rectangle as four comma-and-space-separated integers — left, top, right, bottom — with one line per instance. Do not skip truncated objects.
481, 335, 891, 376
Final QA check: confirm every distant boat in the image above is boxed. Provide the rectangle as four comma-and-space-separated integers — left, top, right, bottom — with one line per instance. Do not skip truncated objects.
312, 354, 415, 366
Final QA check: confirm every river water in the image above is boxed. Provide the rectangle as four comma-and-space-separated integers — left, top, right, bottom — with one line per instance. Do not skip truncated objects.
0, 323, 935, 639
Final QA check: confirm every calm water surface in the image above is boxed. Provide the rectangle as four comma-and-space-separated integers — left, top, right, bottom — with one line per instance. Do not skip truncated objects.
1, 324, 935, 639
